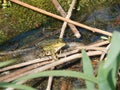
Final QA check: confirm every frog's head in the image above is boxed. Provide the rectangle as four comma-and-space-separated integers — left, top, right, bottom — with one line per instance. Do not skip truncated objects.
53, 40, 66, 52
43, 39, 66, 53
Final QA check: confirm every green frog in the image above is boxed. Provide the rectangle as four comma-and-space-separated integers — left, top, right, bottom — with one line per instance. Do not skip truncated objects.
0, 39, 66, 61
40, 39, 66, 60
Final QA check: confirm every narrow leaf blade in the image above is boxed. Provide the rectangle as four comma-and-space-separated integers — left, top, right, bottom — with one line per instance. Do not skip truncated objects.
82, 50, 95, 90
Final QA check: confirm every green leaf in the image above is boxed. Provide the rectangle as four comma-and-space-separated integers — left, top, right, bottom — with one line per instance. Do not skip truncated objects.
97, 61, 111, 90
0, 82, 36, 90
0, 59, 16, 68
103, 31, 120, 88
82, 50, 95, 90
104, 31, 120, 69
97, 31, 120, 90
13, 70, 98, 84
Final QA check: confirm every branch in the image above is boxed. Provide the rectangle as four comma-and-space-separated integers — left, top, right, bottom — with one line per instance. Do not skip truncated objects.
59, 0, 77, 38
0, 51, 102, 82
51, 0, 80, 38
0, 40, 109, 72
10, 0, 112, 36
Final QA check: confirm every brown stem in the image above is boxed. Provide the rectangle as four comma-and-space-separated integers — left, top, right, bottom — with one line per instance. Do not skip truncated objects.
51, 0, 80, 38
0, 51, 102, 82
10, 0, 112, 36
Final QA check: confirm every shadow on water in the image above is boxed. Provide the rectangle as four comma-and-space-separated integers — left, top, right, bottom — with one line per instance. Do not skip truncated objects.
0, 28, 44, 50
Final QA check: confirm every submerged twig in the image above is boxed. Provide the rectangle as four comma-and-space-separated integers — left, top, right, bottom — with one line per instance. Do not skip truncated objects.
100, 44, 111, 61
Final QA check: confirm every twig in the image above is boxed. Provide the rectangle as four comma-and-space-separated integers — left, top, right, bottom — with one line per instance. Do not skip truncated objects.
0, 57, 52, 72
0, 61, 53, 82
52, 0, 81, 38
46, 66, 54, 90
0, 40, 108, 72
76, 46, 105, 51
46, 76, 53, 90
10, 0, 112, 36
0, 47, 35, 55
59, 0, 76, 38
100, 44, 111, 61
0, 46, 105, 73
87, 40, 109, 47
0, 51, 102, 82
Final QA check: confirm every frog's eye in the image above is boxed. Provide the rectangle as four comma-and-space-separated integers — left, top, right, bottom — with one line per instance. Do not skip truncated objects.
45, 51, 51, 55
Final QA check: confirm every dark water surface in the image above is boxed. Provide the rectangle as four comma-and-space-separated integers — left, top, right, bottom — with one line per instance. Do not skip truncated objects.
0, 3, 120, 90
0, 4, 120, 51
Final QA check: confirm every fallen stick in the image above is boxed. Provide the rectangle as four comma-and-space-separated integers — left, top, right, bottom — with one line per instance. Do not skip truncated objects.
0, 51, 102, 82
0, 45, 106, 73
0, 47, 35, 55
10, 0, 112, 36
0, 40, 108, 73
100, 44, 110, 61
51, 0, 80, 38
0, 57, 52, 73
59, 0, 77, 38
87, 40, 109, 47
0, 61, 53, 82
0, 40, 108, 72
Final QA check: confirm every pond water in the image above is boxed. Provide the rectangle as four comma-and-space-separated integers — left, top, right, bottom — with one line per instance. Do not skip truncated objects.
0, 4, 120, 51
0, 3, 120, 90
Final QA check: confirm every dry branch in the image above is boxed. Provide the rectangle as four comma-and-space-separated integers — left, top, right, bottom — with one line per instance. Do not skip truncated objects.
51, 0, 81, 38
100, 44, 111, 61
59, 0, 77, 38
0, 46, 105, 73
10, 0, 112, 36
0, 61, 53, 82
0, 40, 109, 72
0, 51, 102, 82
0, 57, 52, 72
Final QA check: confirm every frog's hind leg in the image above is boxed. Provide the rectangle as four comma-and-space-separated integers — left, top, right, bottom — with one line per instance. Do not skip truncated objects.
50, 50, 58, 61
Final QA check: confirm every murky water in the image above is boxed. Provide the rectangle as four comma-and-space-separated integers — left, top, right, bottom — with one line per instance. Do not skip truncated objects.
1, 4, 120, 51
0, 3, 120, 90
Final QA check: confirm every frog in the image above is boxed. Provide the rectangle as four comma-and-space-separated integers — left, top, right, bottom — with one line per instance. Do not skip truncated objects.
40, 39, 66, 60
0, 39, 66, 61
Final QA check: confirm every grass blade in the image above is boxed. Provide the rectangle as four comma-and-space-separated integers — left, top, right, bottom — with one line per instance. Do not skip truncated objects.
0, 82, 36, 90
97, 31, 120, 90
0, 59, 16, 68
103, 31, 120, 88
13, 70, 98, 84
82, 50, 95, 90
